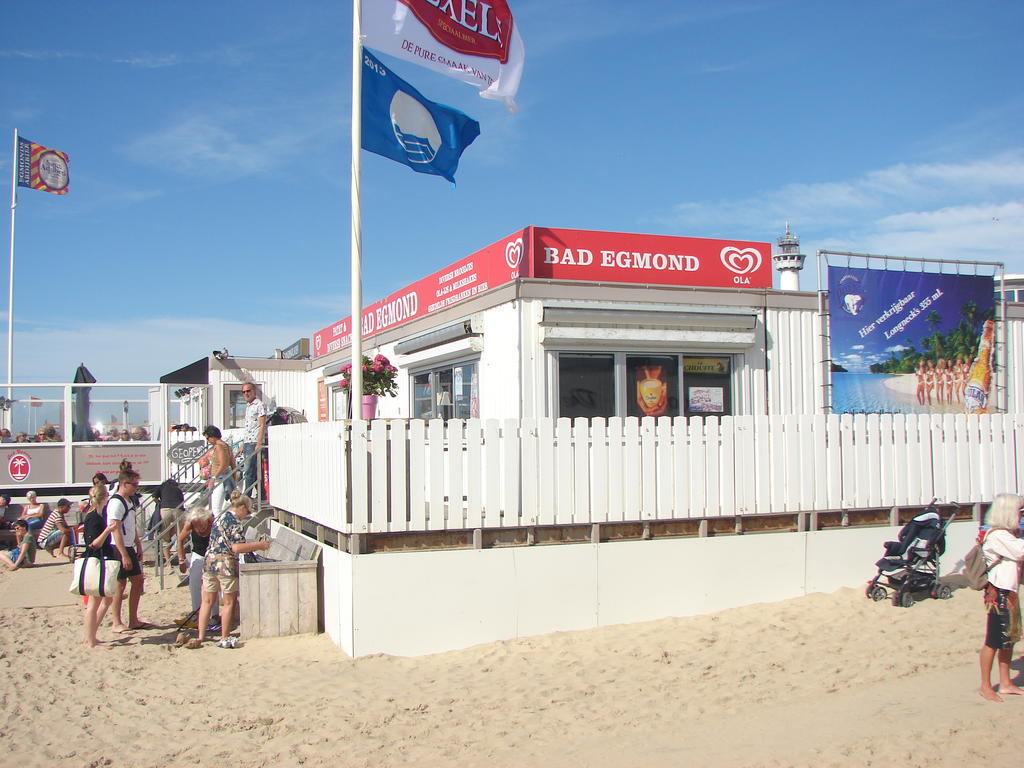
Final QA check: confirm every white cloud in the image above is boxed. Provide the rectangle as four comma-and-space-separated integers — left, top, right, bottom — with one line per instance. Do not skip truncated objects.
520, 0, 771, 58
123, 87, 343, 182
0, 46, 249, 69
0, 49, 81, 62
699, 62, 746, 73
124, 116, 289, 179
274, 292, 348, 318
819, 201, 1024, 268
12, 316, 311, 383
113, 53, 183, 68
661, 152, 1024, 276
668, 153, 1024, 232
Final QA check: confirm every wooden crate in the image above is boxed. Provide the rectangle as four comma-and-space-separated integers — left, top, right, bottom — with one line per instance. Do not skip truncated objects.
239, 558, 319, 639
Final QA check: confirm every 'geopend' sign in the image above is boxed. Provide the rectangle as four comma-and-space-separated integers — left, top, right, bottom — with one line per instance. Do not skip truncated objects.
167, 440, 207, 465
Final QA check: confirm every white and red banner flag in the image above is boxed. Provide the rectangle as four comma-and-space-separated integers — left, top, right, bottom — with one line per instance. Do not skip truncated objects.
362, 0, 525, 112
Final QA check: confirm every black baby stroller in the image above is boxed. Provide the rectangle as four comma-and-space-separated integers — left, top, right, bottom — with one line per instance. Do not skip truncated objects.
865, 500, 956, 607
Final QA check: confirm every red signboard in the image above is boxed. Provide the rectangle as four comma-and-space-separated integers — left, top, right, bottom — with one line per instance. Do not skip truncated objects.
529, 227, 772, 289
313, 229, 526, 359
312, 227, 772, 359
317, 379, 329, 422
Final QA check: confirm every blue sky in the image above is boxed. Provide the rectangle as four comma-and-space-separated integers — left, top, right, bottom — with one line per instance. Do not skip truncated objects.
1, 0, 1022, 382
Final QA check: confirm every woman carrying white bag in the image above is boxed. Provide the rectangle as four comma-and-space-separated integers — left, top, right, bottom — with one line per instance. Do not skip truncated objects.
78, 484, 119, 648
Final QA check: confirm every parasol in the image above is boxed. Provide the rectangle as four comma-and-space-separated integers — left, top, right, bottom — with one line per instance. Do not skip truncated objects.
72, 363, 96, 441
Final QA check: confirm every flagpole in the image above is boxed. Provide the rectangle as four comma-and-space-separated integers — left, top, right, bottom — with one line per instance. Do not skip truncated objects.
350, 0, 364, 423
7, 128, 17, 402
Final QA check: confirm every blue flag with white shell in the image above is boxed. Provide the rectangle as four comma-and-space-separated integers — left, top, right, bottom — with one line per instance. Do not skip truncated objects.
361, 48, 480, 184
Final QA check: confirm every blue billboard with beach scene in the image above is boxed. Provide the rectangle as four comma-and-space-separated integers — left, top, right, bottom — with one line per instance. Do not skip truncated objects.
827, 266, 996, 414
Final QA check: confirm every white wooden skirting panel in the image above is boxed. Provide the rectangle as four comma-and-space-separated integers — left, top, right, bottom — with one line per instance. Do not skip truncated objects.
267, 414, 1023, 535
333, 520, 981, 657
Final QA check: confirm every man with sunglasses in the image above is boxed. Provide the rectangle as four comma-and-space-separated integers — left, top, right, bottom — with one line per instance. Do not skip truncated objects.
105, 469, 151, 633
240, 383, 267, 501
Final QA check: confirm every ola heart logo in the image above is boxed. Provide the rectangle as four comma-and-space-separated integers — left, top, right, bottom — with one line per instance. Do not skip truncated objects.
505, 237, 524, 269
720, 247, 762, 276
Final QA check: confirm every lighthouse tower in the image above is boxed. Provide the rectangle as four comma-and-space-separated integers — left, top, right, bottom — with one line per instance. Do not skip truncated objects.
773, 222, 805, 291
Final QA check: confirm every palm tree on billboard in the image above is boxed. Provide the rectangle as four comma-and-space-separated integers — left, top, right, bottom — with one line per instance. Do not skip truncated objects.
925, 310, 943, 359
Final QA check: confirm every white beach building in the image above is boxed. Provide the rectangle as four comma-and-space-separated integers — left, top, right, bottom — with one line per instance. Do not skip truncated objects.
307, 226, 820, 422
245, 226, 1024, 657
5, 228, 1017, 658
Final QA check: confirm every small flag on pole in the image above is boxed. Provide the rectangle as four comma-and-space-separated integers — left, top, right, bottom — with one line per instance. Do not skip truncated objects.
16, 137, 70, 195
362, 0, 525, 112
361, 49, 480, 184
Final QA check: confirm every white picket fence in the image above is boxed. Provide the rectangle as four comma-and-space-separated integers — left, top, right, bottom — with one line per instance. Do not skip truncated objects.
267, 414, 1024, 535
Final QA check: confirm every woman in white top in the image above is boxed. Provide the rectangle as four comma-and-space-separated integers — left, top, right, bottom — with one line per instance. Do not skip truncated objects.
979, 493, 1024, 702
20, 490, 47, 534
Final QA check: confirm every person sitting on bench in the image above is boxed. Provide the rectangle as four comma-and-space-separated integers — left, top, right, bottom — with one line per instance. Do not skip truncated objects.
1, 520, 37, 570
20, 490, 47, 534
39, 498, 75, 560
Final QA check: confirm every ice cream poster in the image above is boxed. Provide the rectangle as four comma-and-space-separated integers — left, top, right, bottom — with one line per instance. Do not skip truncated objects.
827, 266, 995, 414
628, 359, 677, 418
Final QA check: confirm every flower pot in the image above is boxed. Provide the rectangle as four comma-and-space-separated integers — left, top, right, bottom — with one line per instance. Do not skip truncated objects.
361, 394, 379, 420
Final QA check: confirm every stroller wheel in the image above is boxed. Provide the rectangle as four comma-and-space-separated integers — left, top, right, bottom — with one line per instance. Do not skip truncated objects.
867, 585, 887, 601
893, 590, 914, 608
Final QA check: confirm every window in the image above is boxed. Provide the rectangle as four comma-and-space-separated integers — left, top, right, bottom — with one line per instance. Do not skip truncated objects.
331, 386, 347, 421
223, 383, 260, 429
412, 361, 479, 420
559, 354, 614, 419
69, 385, 151, 442
556, 353, 732, 419
682, 356, 731, 418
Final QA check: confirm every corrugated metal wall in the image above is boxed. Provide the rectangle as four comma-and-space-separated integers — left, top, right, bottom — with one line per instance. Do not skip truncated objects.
1004, 312, 1023, 414
764, 306, 822, 415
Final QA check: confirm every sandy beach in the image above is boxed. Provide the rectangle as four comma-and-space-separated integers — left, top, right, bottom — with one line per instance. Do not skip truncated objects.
2, 558, 1023, 768
881, 373, 967, 414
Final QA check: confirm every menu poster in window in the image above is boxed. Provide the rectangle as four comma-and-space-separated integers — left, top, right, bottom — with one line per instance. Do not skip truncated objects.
687, 386, 725, 414
688, 385, 729, 415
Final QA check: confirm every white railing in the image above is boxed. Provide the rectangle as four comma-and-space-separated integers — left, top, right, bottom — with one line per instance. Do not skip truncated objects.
268, 414, 1024, 535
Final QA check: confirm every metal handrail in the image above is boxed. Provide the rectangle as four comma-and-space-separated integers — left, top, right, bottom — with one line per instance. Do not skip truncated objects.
146, 437, 265, 588
146, 442, 218, 587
